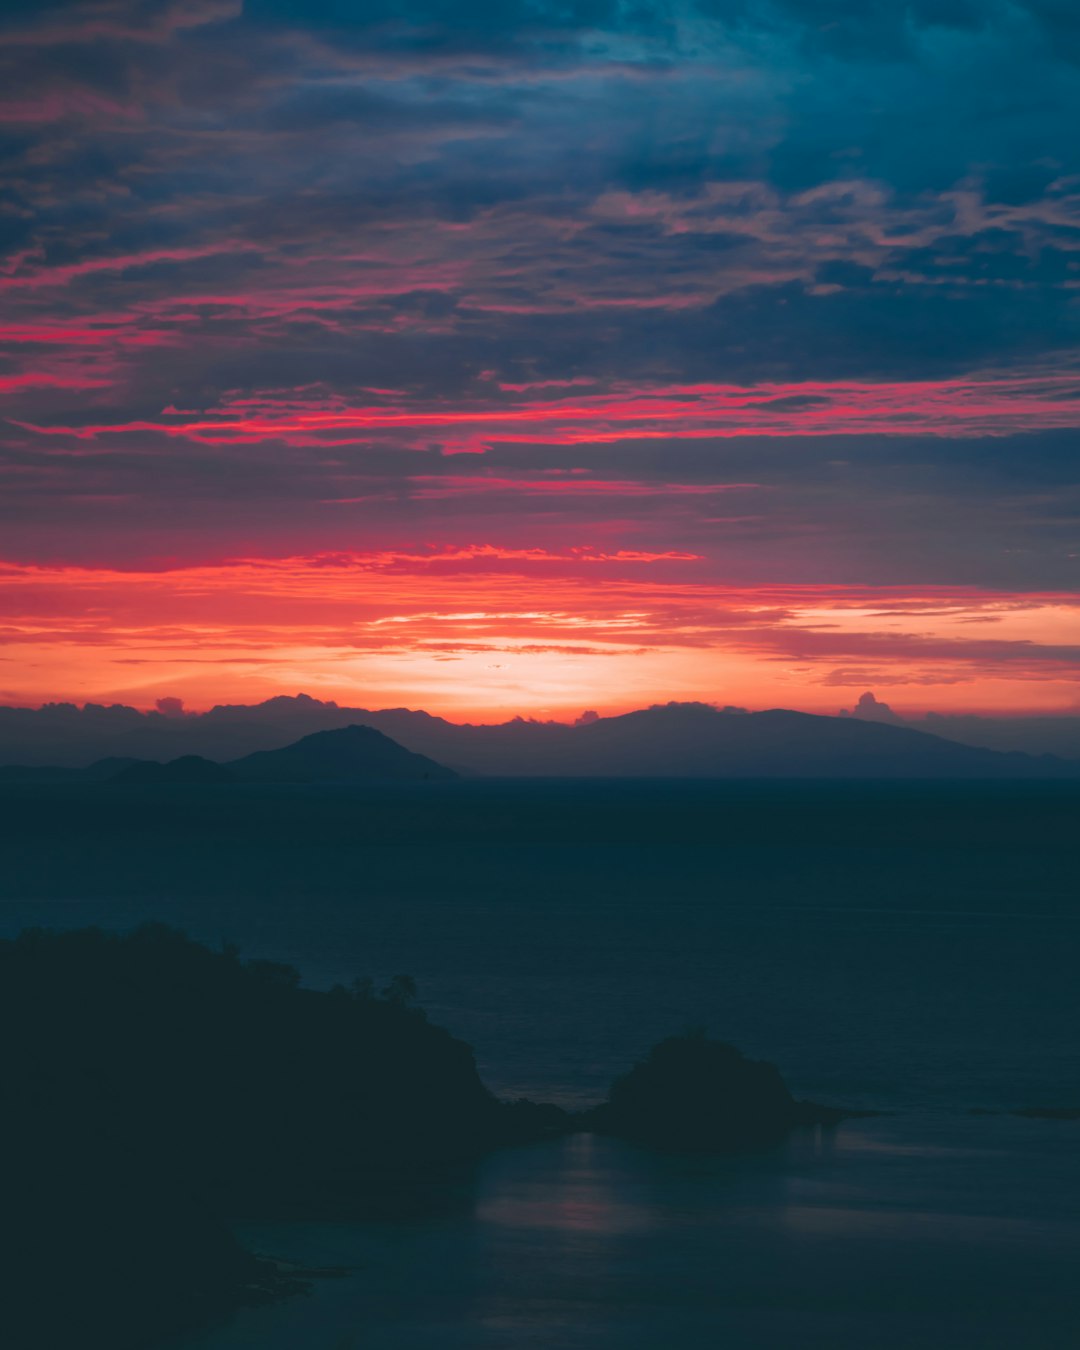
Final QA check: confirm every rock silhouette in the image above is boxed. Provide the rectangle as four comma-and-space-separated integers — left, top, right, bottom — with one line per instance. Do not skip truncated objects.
585, 1031, 849, 1150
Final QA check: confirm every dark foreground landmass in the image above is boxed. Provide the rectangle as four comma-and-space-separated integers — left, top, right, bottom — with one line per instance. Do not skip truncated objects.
3, 926, 852, 1350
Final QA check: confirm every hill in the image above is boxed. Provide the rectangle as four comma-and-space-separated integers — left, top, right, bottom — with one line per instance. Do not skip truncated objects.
0, 756, 140, 784
228, 723, 458, 783
112, 755, 235, 786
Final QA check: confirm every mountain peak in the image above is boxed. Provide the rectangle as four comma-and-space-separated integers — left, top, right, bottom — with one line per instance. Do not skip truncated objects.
228, 724, 457, 784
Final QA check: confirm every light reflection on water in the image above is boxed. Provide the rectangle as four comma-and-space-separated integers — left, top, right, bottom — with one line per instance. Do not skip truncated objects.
477, 1133, 656, 1236
175, 1116, 1080, 1350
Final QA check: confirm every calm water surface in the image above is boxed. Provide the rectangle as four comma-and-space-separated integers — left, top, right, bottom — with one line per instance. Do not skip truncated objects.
173, 1117, 1080, 1349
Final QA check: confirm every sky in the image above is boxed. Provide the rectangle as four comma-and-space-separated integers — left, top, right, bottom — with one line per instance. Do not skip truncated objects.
1, 0, 1078, 719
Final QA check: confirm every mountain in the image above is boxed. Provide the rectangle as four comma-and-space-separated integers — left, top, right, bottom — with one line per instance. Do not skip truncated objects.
0, 756, 141, 784
841, 691, 1080, 759
4, 725, 459, 786
0, 695, 1075, 779
282, 701, 1069, 778
472, 703, 1071, 778
227, 724, 458, 783
112, 756, 235, 787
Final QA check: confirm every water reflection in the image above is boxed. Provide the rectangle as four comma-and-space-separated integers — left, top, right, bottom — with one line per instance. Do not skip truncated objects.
477, 1134, 655, 1236
178, 1117, 1080, 1350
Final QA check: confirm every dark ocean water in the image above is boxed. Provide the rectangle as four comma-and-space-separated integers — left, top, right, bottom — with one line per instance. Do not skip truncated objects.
2, 780, 1078, 1347
171, 1117, 1079, 1350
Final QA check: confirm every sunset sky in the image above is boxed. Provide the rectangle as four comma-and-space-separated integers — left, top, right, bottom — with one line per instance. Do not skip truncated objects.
2, 0, 1078, 719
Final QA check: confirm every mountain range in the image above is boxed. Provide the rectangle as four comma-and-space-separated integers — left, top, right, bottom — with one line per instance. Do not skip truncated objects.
53, 726, 456, 787
1, 698, 1075, 782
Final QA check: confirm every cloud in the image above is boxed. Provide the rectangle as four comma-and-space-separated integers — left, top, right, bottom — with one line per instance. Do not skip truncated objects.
837, 689, 907, 719
2, 554, 1078, 713
1, 0, 1078, 710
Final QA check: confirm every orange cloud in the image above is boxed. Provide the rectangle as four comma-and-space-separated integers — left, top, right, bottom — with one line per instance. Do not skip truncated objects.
2, 552, 1077, 718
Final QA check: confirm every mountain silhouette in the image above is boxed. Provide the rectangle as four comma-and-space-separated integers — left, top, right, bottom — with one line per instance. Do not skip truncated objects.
844, 696, 1080, 759
111, 755, 235, 786
350, 702, 1075, 778
0, 755, 142, 784
227, 724, 457, 783
0, 696, 1075, 779
550, 703, 1069, 778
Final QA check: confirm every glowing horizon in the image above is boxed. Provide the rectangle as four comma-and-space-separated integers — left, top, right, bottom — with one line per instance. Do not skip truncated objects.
3, 552, 1078, 720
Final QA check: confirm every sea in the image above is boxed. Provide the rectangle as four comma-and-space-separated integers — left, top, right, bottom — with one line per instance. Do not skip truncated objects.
2, 779, 1078, 1348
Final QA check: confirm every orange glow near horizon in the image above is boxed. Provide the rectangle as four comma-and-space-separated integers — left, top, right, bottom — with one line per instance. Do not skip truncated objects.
2, 553, 1078, 720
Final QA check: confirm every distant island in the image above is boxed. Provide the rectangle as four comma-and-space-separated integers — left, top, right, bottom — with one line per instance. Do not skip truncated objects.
1, 697, 1077, 782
